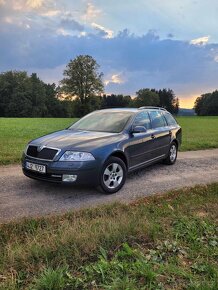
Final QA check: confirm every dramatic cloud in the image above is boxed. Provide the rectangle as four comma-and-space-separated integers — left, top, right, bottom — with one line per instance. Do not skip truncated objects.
1, 0, 218, 107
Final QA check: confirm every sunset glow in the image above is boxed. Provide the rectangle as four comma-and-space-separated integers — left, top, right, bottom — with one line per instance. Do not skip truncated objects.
179, 95, 198, 109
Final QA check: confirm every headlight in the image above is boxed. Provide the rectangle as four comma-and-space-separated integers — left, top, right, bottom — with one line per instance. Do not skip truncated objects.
59, 151, 95, 161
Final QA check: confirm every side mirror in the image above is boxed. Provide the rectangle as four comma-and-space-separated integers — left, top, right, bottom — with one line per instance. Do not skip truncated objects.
131, 125, 147, 134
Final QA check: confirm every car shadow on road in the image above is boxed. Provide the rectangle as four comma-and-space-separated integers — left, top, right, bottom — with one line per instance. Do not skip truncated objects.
26, 179, 101, 197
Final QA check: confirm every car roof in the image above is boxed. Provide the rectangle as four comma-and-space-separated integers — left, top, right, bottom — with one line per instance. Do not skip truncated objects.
98, 107, 167, 113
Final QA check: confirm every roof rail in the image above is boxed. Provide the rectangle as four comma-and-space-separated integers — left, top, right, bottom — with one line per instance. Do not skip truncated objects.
138, 106, 167, 111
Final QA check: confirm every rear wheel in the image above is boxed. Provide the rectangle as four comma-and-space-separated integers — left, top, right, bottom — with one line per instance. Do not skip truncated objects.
98, 156, 127, 194
163, 142, 178, 165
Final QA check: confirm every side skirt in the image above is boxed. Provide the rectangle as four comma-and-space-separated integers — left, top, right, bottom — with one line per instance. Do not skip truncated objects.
128, 154, 166, 173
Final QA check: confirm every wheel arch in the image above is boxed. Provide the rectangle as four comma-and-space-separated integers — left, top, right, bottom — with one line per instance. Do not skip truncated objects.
171, 138, 179, 148
109, 151, 128, 169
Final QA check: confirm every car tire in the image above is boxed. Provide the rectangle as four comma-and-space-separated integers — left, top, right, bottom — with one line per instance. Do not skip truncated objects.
163, 142, 178, 165
98, 156, 127, 194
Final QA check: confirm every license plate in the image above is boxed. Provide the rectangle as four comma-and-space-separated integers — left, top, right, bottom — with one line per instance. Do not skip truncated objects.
26, 162, 46, 174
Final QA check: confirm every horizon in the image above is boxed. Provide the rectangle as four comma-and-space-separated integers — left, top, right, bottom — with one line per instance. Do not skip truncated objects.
1, 1, 218, 109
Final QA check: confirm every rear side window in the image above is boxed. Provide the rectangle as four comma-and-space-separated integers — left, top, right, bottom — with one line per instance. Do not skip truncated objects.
149, 111, 167, 128
163, 112, 177, 126
133, 111, 151, 129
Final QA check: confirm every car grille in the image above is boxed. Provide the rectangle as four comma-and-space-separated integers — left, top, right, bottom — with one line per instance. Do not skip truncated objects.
26, 145, 59, 160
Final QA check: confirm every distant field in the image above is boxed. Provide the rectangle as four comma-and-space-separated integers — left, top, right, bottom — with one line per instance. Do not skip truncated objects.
0, 116, 218, 165
176, 116, 218, 151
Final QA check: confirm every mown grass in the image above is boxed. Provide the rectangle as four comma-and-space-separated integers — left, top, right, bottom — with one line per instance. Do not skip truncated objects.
0, 116, 218, 165
176, 116, 218, 151
0, 183, 217, 289
0, 118, 77, 165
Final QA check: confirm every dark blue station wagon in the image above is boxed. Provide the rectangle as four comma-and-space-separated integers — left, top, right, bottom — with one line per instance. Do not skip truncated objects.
22, 107, 182, 193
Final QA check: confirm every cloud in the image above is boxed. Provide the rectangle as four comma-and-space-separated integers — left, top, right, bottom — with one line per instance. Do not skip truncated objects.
10, 0, 23, 11
56, 28, 73, 36
1, 0, 218, 105
27, 64, 65, 84
105, 73, 124, 85
79, 31, 87, 37
0, 1, 84, 38
41, 10, 61, 17
190, 36, 209, 46
167, 33, 174, 38
11, 0, 44, 11
2, 16, 13, 24
26, 0, 44, 9
61, 12, 84, 31
1, 0, 218, 108
91, 22, 113, 38
83, 2, 101, 21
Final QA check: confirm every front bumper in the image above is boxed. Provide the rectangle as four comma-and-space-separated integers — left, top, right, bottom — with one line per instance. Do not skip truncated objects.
22, 154, 101, 185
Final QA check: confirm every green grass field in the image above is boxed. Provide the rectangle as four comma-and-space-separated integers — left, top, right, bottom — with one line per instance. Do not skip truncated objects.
0, 116, 218, 165
177, 116, 218, 151
0, 183, 217, 289
0, 118, 77, 165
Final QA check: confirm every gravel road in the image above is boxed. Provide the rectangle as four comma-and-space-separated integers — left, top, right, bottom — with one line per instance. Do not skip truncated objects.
0, 149, 218, 223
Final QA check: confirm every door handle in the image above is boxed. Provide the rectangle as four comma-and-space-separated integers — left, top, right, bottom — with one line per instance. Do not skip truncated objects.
151, 134, 156, 139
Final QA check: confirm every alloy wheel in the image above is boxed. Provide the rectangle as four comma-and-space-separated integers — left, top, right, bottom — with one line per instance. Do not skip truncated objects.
170, 144, 177, 162
103, 163, 124, 189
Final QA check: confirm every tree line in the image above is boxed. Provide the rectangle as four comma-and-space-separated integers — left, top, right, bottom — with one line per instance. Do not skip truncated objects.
194, 91, 218, 115
0, 55, 182, 117
0, 71, 73, 117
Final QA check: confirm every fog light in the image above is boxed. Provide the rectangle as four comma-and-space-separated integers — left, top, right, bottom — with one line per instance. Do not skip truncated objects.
62, 174, 77, 182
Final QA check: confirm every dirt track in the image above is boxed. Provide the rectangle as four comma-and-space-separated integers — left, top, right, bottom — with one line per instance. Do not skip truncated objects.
0, 149, 218, 223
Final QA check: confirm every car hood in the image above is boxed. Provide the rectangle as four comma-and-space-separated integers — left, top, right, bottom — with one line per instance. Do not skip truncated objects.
30, 129, 123, 151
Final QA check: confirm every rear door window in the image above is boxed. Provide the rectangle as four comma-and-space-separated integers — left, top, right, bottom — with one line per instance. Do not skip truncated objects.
163, 112, 177, 126
133, 111, 151, 129
149, 110, 167, 128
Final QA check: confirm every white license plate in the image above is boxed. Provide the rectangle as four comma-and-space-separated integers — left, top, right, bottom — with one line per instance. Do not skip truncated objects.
26, 162, 46, 174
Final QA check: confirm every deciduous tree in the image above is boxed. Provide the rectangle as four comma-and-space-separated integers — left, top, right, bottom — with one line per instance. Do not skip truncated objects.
131, 88, 160, 107
61, 55, 104, 104
194, 91, 218, 115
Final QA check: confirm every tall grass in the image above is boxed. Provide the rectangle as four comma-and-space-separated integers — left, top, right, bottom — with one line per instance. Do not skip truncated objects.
0, 183, 217, 289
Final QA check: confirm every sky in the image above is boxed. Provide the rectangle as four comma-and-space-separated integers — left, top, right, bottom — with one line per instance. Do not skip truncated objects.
1, 1, 218, 108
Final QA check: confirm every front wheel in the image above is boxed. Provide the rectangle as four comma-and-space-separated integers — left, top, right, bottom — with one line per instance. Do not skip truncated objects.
98, 156, 127, 194
163, 142, 178, 165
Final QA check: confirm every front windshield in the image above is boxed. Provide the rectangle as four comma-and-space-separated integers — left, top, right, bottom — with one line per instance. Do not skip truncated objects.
69, 111, 134, 133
